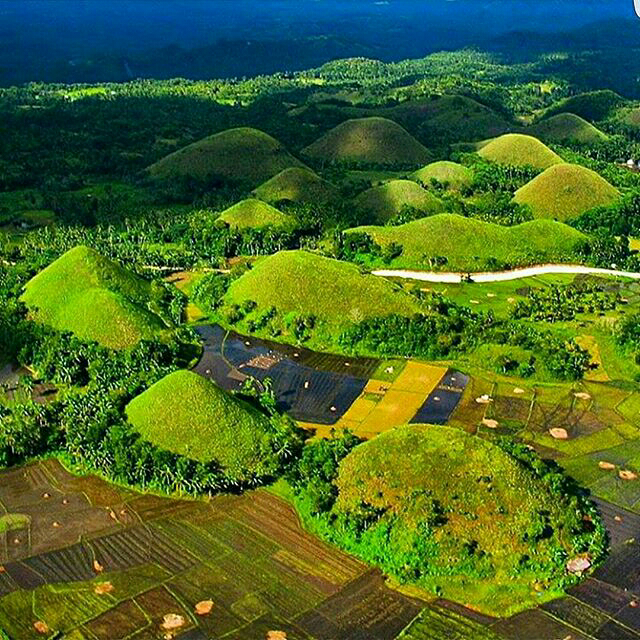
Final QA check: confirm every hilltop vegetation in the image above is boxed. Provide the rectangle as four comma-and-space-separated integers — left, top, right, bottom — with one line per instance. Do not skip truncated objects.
217, 198, 293, 230
313, 95, 513, 146
252, 167, 339, 205
385, 94, 513, 144
353, 179, 444, 223
617, 106, 640, 128
221, 250, 419, 338
21, 246, 171, 349
302, 117, 431, 167
148, 127, 305, 187
478, 134, 563, 170
411, 161, 473, 191
542, 89, 625, 122
288, 425, 605, 615
529, 113, 608, 144
125, 370, 286, 481
348, 214, 586, 271
514, 164, 620, 221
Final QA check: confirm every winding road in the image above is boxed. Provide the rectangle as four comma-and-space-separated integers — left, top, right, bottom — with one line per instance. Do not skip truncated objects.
372, 263, 640, 284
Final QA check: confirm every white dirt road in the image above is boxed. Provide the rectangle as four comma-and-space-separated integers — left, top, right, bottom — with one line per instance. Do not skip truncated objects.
372, 264, 640, 284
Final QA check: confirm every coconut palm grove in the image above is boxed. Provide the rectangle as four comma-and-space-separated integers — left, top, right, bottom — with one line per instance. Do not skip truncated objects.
4, 1, 640, 638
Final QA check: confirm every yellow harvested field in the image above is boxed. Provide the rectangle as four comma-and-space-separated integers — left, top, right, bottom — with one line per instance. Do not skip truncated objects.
357, 389, 424, 434
384, 361, 446, 392
165, 270, 195, 291
339, 395, 381, 424
303, 361, 447, 439
165, 270, 207, 322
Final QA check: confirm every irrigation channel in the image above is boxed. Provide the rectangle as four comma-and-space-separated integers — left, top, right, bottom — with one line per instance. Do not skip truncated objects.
372, 263, 640, 284
193, 325, 469, 426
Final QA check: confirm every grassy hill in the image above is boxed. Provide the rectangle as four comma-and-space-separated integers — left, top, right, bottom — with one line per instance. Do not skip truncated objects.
125, 370, 278, 481
543, 90, 625, 122
411, 161, 473, 191
21, 246, 166, 349
385, 94, 513, 143
616, 106, 640, 128
217, 198, 293, 230
353, 179, 443, 223
349, 213, 587, 271
252, 167, 339, 205
148, 127, 306, 187
513, 164, 620, 221
223, 250, 419, 333
477, 134, 563, 170
302, 117, 431, 167
328, 424, 602, 615
301, 95, 513, 144
528, 113, 608, 144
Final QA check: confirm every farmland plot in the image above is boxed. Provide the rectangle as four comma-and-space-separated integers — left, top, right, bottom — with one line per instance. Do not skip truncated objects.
0, 460, 424, 639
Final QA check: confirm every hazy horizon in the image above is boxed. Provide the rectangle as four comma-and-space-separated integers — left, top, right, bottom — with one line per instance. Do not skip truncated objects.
0, 0, 637, 85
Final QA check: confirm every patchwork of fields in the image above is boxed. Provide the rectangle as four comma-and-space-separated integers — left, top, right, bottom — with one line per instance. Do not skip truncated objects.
0, 460, 424, 639
4, 460, 640, 639
193, 325, 467, 434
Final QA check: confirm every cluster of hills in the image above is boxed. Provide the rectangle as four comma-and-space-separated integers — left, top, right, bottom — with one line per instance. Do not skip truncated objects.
6, 49, 636, 631
21, 104, 624, 351
145, 110, 621, 231
349, 214, 587, 271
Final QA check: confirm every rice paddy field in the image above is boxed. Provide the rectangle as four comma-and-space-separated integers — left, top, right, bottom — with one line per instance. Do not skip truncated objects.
192, 324, 464, 435
4, 457, 640, 639
421, 271, 640, 522
4, 296, 640, 638
0, 459, 424, 639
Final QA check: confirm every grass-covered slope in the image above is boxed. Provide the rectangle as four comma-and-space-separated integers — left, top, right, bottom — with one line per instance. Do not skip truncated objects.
618, 106, 640, 128
302, 117, 431, 167
252, 167, 339, 205
327, 425, 603, 614
543, 90, 625, 122
349, 213, 587, 271
353, 179, 443, 223
21, 246, 165, 349
223, 250, 419, 331
217, 198, 293, 230
528, 113, 608, 144
411, 161, 473, 191
514, 164, 620, 221
148, 127, 306, 186
386, 94, 513, 143
478, 133, 563, 170
126, 370, 277, 479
